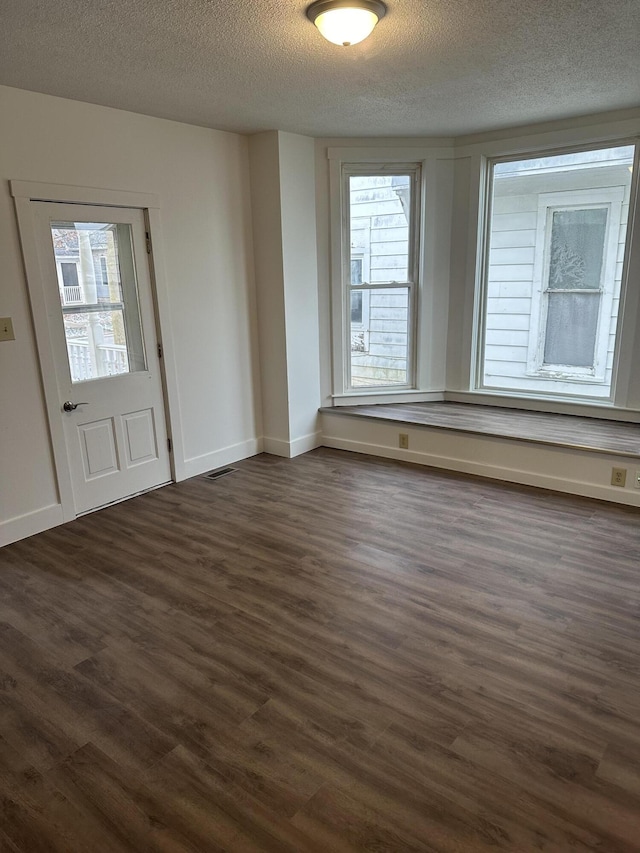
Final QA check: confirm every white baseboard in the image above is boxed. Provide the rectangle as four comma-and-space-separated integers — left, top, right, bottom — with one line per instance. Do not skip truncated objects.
263, 431, 322, 458
321, 434, 640, 507
0, 503, 65, 548
262, 436, 290, 457
290, 431, 323, 457
181, 437, 263, 480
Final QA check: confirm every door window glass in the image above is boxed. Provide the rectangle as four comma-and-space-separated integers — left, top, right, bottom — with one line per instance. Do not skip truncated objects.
50, 221, 146, 383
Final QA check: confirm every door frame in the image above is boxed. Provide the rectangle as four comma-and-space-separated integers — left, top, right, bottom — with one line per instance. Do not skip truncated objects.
11, 180, 184, 522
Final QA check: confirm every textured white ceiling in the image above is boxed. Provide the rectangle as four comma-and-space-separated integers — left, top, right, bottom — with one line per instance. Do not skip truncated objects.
0, 0, 638, 137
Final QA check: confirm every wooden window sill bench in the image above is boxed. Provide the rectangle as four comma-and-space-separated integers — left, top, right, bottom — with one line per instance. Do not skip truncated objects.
319, 401, 640, 460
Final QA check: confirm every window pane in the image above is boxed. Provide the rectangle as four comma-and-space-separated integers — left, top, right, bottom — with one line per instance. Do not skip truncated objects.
480, 144, 634, 397
548, 208, 607, 290
350, 287, 409, 387
63, 310, 130, 381
350, 290, 363, 324
349, 175, 411, 284
544, 292, 599, 367
351, 258, 363, 285
51, 221, 146, 383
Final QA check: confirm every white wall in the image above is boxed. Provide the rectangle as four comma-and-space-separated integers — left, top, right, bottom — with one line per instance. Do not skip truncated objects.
278, 132, 322, 452
249, 131, 322, 457
445, 154, 477, 392
248, 131, 290, 448
0, 85, 262, 544
3, 94, 640, 543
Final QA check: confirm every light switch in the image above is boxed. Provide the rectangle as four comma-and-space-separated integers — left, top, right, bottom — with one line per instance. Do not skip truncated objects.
0, 318, 15, 341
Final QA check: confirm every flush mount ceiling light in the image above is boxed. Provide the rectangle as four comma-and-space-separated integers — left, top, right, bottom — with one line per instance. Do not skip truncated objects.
306, 0, 387, 47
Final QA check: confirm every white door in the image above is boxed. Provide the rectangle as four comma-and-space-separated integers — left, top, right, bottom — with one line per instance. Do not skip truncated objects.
30, 202, 171, 515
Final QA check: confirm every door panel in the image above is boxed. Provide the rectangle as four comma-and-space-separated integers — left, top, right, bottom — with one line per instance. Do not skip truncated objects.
121, 409, 158, 467
32, 202, 171, 515
78, 419, 119, 479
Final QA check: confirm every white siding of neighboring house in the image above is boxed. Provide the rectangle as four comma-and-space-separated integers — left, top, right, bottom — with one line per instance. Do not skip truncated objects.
350, 177, 410, 385
484, 164, 632, 398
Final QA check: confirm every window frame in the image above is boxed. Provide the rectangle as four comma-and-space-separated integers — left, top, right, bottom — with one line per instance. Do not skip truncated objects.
474, 142, 637, 405
338, 162, 422, 394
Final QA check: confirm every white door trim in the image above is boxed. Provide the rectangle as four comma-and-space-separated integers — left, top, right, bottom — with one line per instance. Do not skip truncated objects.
11, 180, 185, 520
142, 206, 187, 481
11, 180, 159, 209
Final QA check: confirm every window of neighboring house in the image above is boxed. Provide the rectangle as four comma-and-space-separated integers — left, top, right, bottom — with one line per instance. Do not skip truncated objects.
340, 165, 421, 390
477, 144, 635, 401
529, 195, 621, 381
60, 261, 79, 290
351, 257, 363, 286
350, 256, 364, 325
96, 255, 110, 301
58, 261, 82, 305
350, 259, 371, 354
350, 290, 363, 324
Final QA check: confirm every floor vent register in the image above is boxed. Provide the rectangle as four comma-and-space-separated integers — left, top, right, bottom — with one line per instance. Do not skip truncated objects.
202, 467, 237, 481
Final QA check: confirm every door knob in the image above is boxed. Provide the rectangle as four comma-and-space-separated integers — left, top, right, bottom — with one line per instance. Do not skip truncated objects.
62, 401, 88, 412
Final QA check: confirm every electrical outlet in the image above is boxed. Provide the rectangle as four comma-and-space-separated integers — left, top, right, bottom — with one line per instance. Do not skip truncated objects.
399, 433, 409, 449
0, 317, 15, 341
611, 467, 627, 487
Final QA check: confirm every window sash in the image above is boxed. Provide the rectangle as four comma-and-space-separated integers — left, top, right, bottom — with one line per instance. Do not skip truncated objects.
342, 165, 421, 392
475, 147, 633, 398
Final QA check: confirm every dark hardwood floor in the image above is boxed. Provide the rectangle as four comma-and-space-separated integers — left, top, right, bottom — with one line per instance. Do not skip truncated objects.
1, 448, 640, 851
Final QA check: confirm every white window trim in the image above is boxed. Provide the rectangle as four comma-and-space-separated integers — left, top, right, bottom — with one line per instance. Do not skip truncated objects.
328, 145, 455, 404
332, 161, 422, 395
526, 186, 624, 384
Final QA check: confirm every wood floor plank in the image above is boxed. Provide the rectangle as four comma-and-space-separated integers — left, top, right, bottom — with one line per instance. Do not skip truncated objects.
1, 447, 640, 851
452, 722, 640, 848
597, 742, 640, 797
139, 744, 319, 853
370, 723, 611, 851
0, 621, 174, 775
